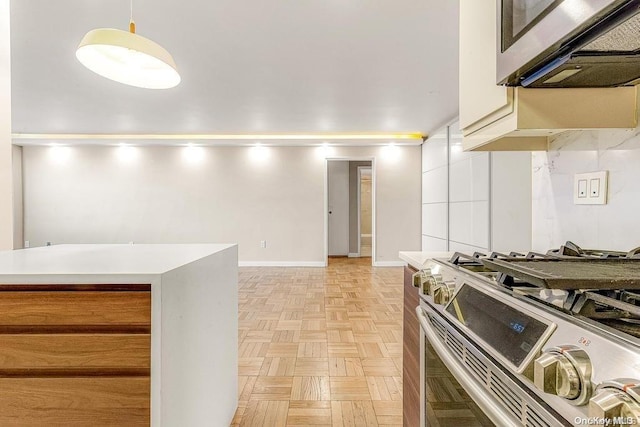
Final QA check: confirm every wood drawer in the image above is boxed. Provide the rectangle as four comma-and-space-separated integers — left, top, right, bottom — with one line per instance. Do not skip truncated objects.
0, 290, 150, 328
0, 334, 150, 372
0, 377, 150, 426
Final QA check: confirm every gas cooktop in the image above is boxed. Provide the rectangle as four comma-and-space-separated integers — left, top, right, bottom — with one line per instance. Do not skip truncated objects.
445, 242, 640, 340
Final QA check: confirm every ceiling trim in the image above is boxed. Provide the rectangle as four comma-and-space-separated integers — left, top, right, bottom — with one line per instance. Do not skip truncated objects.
12, 132, 424, 141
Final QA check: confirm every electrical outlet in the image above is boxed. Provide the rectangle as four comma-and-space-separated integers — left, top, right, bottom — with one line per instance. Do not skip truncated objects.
260, 240, 267, 249
574, 171, 608, 205
24, 240, 30, 248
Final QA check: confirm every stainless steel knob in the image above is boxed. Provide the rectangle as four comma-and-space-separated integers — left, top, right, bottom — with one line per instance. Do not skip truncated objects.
412, 271, 441, 295
533, 345, 592, 405
411, 271, 424, 288
426, 274, 443, 296
589, 379, 640, 423
431, 280, 455, 305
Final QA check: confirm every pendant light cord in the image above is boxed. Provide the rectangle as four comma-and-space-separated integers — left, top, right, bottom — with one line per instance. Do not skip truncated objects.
129, 0, 136, 33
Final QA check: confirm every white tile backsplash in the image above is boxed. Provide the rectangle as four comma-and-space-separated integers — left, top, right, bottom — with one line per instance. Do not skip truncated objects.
422, 203, 447, 240
532, 127, 640, 252
422, 167, 448, 203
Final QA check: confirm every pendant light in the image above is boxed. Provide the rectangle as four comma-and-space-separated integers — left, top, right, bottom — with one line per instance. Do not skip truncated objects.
76, 0, 180, 89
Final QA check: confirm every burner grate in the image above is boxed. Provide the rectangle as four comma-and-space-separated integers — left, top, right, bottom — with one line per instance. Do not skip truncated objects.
480, 258, 640, 290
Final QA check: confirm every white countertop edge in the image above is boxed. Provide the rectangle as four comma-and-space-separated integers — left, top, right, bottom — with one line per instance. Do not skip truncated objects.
0, 243, 238, 279
399, 251, 454, 270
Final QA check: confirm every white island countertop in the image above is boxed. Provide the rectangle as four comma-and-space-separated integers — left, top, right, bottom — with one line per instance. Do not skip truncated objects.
0, 243, 236, 283
0, 243, 239, 426
399, 251, 453, 270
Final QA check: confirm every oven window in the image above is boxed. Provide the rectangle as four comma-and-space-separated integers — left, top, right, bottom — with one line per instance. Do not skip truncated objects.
502, 0, 564, 51
445, 284, 550, 369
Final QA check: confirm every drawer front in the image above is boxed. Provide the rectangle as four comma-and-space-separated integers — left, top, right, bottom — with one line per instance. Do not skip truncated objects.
0, 334, 150, 371
0, 291, 150, 327
0, 377, 150, 426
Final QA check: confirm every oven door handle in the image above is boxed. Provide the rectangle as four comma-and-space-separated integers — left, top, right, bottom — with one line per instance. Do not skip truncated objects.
415, 306, 519, 427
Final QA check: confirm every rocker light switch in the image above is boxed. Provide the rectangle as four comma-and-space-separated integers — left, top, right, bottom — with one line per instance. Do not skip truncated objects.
590, 178, 600, 197
574, 171, 608, 205
578, 180, 587, 198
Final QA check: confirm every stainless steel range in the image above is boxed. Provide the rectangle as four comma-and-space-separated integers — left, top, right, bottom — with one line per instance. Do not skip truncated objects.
415, 242, 640, 427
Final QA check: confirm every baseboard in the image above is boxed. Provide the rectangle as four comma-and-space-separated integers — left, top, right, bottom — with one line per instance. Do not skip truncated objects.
348, 253, 360, 258
373, 261, 407, 267
238, 261, 326, 267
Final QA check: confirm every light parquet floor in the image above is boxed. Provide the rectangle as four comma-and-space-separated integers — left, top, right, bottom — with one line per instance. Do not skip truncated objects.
232, 257, 404, 426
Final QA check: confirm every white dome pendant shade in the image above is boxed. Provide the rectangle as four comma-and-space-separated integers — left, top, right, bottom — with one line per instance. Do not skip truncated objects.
76, 22, 180, 89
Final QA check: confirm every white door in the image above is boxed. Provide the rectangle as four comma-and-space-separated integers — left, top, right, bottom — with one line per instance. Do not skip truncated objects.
328, 161, 349, 256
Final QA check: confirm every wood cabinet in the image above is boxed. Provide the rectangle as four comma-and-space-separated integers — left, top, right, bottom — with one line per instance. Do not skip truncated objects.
459, 0, 637, 151
402, 265, 420, 427
0, 285, 151, 426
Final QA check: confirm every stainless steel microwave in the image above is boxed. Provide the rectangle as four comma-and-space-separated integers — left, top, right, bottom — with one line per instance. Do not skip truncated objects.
497, 0, 640, 87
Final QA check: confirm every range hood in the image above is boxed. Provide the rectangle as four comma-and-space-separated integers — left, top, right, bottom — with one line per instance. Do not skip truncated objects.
500, 0, 640, 88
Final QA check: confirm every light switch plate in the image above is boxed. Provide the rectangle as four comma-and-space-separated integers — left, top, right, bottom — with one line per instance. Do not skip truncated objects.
574, 171, 608, 205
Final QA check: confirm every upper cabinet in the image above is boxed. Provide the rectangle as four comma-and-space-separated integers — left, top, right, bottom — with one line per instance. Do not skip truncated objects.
459, 0, 638, 151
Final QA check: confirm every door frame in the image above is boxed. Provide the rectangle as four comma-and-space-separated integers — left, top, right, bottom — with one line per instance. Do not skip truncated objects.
324, 157, 376, 267
356, 165, 372, 257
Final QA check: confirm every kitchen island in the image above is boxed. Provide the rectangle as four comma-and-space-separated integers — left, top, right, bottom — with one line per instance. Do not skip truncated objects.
0, 243, 238, 426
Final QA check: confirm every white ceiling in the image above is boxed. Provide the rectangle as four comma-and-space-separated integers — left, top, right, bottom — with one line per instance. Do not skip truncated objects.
10, 0, 459, 145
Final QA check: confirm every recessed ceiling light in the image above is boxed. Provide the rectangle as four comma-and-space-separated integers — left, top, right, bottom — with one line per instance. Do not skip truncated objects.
183, 145, 205, 164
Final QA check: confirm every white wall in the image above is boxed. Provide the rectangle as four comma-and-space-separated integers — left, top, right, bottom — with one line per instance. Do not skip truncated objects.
0, 2, 13, 250
22, 145, 421, 265
532, 128, 640, 252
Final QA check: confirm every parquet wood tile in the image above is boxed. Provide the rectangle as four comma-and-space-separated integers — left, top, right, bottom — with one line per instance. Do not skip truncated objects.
299, 331, 327, 342
260, 358, 297, 377
241, 400, 289, 427
234, 257, 403, 426
286, 401, 332, 426
327, 342, 359, 358
266, 343, 299, 358
357, 342, 390, 358
238, 376, 256, 401
239, 357, 264, 376
362, 358, 400, 377
294, 358, 330, 376
331, 401, 379, 426
329, 377, 371, 400
372, 401, 403, 425
297, 342, 328, 358
329, 357, 365, 377
327, 330, 355, 343
251, 377, 294, 401
291, 376, 331, 400
366, 376, 402, 401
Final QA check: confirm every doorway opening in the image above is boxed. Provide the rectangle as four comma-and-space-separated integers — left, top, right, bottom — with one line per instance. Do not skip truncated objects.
358, 166, 372, 257
325, 159, 374, 266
